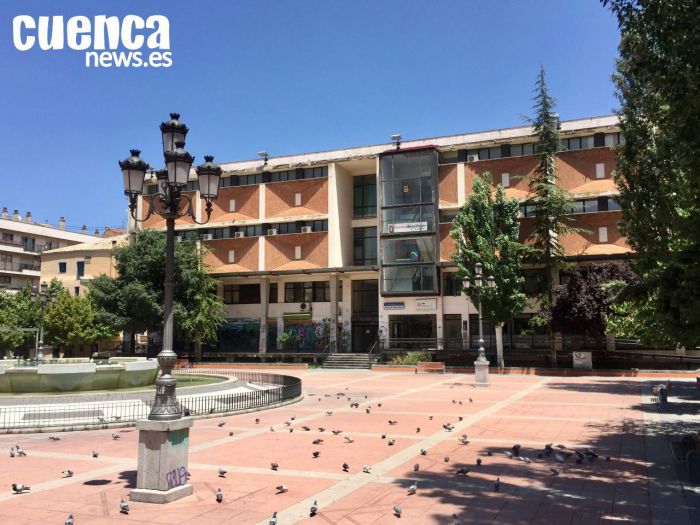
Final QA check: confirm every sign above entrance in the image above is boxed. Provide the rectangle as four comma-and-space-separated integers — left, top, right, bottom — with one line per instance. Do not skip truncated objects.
387, 222, 428, 234
383, 301, 405, 310
416, 299, 437, 311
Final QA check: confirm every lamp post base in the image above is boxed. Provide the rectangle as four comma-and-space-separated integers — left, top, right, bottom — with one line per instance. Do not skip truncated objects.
474, 359, 490, 387
130, 417, 193, 504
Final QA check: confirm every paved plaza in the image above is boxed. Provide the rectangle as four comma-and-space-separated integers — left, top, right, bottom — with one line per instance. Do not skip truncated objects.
0, 369, 698, 524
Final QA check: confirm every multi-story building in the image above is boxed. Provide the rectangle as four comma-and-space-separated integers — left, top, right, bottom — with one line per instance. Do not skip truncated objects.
0, 209, 99, 293
133, 115, 629, 357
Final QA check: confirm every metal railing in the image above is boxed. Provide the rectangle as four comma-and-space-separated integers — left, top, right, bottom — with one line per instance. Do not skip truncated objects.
0, 370, 302, 431
0, 261, 40, 272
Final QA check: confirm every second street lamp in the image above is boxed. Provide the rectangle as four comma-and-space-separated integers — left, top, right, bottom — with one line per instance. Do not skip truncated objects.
463, 263, 496, 387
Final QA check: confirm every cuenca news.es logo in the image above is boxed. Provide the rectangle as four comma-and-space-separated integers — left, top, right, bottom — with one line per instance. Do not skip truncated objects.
12, 15, 172, 68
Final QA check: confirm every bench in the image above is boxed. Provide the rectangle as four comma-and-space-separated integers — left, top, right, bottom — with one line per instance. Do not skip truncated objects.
416, 361, 445, 374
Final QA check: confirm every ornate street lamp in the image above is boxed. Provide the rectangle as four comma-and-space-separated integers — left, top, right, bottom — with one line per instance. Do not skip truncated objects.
119, 114, 222, 422
463, 263, 496, 386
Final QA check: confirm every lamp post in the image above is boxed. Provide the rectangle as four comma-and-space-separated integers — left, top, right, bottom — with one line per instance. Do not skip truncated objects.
121, 113, 222, 503
31, 281, 48, 360
463, 263, 496, 387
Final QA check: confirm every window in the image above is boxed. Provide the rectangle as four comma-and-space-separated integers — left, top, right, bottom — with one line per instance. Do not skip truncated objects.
561, 135, 594, 151
382, 265, 437, 294
76, 261, 85, 278
570, 199, 599, 214
353, 227, 377, 265
468, 142, 536, 160
605, 132, 625, 147
58, 262, 67, 274
0, 276, 11, 286
438, 150, 460, 164
522, 269, 546, 294
302, 166, 328, 179
74, 287, 80, 296
269, 282, 278, 303
228, 250, 235, 263
229, 199, 236, 212
598, 226, 609, 243
22, 236, 35, 252
284, 281, 330, 303
607, 198, 621, 211
146, 184, 158, 195
294, 193, 302, 206
294, 246, 301, 260
269, 170, 297, 183
223, 284, 260, 304
595, 163, 605, 179
501, 173, 510, 187
2, 233, 13, 242
519, 203, 537, 218
237, 174, 264, 186
442, 272, 463, 296
352, 279, 379, 315
237, 225, 263, 237
381, 237, 436, 265
439, 210, 458, 223
381, 204, 435, 233
353, 175, 377, 217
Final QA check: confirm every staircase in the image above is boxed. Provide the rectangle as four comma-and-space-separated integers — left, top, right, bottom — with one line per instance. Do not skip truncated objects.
322, 353, 373, 369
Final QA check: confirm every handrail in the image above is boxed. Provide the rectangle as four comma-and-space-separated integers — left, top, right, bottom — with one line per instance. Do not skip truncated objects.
319, 339, 335, 362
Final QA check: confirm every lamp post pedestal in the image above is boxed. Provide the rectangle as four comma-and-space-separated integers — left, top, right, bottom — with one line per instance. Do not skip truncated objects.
130, 417, 194, 504
474, 356, 490, 387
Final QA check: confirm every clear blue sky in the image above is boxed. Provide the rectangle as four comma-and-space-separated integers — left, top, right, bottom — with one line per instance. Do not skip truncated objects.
0, 0, 620, 232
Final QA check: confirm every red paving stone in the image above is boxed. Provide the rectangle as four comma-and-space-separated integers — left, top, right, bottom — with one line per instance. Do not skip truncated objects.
0, 370, 685, 524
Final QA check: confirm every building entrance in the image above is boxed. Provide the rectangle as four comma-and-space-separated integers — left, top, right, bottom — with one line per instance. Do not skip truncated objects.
388, 314, 436, 340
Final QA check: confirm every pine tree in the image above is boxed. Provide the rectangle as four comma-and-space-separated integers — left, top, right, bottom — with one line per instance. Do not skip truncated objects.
527, 67, 581, 363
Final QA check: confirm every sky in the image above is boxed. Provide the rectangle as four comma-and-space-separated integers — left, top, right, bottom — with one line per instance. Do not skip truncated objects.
0, 1, 621, 233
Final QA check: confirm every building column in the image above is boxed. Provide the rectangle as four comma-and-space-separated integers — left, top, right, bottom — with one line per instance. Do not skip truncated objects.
259, 277, 269, 353
329, 273, 338, 352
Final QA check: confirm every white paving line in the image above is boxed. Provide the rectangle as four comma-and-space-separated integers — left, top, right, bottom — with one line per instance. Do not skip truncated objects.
256, 376, 550, 525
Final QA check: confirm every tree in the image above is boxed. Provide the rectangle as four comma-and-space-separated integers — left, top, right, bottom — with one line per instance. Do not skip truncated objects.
551, 262, 636, 347
44, 289, 117, 354
526, 67, 582, 362
602, 0, 700, 347
0, 288, 32, 356
451, 173, 527, 367
89, 229, 225, 352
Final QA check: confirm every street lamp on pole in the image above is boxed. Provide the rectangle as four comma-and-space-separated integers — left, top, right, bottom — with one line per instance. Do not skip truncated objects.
31, 281, 48, 360
463, 263, 496, 387
119, 113, 222, 422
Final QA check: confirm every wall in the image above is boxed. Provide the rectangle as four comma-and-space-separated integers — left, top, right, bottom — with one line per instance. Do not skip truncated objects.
265, 178, 328, 218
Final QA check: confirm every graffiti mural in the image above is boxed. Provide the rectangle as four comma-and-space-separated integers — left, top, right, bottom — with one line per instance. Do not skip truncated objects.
283, 321, 330, 352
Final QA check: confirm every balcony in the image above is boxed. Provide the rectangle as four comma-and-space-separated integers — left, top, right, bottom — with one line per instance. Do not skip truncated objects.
0, 261, 41, 273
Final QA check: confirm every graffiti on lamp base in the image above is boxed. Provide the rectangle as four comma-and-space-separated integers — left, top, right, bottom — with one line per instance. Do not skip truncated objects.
165, 465, 187, 489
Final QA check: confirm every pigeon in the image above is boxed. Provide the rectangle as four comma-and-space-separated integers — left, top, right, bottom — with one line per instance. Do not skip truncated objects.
476, 458, 482, 466
469, 398, 473, 403
350, 403, 359, 408
271, 462, 279, 471
342, 462, 349, 472
92, 451, 99, 458
270, 427, 275, 432
302, 426, 311, 431
381, 433, 387, 439
291, 416, 296, 420
444, 456, 450, 462
505, 451, 513, 459
512, 444, 521, 457
458, 435, 469, 445
554, 453, 565, 463
310, 500, 318, 516
388, 439, 395, 446
557, 444, 566, 450
456, 467, 471, 476
318, 427, 326, 433
65, 515, 74, 525
494, 477, 501, 492
366, 408, 371, 414
344, 437, 355, 443
16, 447, 26, 457
458, 416, 463, 421
113, 416, 122, 421
9, 448, 15, 458
452, 513, 463, 525
420, 448, 427, 456
388, 420, 398, 425
120, 498, 129, 514
98, 417, 107, 424
229, 431, 234, 437
218, 468, 227, 478
550, 468, 560, 476
363, 465, 372, 473
276, 485, 288, 493
407, 482, 417, 495
331, 430, 342, 435
269, 511, 278, 525
312, 439, 324, 445
49, 436, 61, 441
413, 463, 420, 472
486, 451, 493, 456
429, 416, 433, 420
255, 418, 260, 424
215, 488, 223, 503
12, 483, 30, 493
326, 411, 333, 416
289, 428, 294, 433
218, 421, 225, 427
62, 469, 74, 478
544, 443, 554, 456
284, 421, 291, 426
452, 400, 457, 404
459, 400, 463, 405
520, 456, 533, 464
312, 451, 320, 458
443, 423, 455, 432
394, 505, 402, 517
416, 427, 421, 433
112, 433, 120, 440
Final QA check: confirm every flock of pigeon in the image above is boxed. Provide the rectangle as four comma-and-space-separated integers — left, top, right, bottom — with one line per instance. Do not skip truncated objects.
6, 383, 611, 524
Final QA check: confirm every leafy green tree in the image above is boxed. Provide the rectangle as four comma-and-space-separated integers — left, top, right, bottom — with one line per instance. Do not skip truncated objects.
602, 0, 700, 347
89, 229, 225, 352
526, 67, 582, 362
551, 262, 636, 347
0, 289, 31, 355
451, 173, 527, 367
44, 288, 117, 354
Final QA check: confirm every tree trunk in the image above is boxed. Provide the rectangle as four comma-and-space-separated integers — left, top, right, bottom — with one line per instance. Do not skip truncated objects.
495, 323, 505, 369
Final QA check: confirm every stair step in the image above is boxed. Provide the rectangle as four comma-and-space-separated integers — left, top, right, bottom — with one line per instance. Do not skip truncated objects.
322, 353, 372, 369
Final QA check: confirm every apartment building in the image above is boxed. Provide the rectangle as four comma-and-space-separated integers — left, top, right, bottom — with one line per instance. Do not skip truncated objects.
133, 115, 629, 356
0, 209, 99, 293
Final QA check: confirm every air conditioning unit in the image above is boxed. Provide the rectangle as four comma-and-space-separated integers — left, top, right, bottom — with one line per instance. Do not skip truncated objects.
300, 226, 312, 233
234, 231, 246, 238
267, 229, 278, 236
300, 302, 308, 311
467, 154, 479, 162
201, 234, 214, 241
174, 235, 183, 242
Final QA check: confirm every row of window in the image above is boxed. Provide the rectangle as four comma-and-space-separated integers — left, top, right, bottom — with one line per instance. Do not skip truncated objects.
438, 132, 625, 164
519, 197, 621, 218
353, 175, 377, 218
56, 260, 85, 278
222, 280, 343, 305
190, 220, 329, 240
